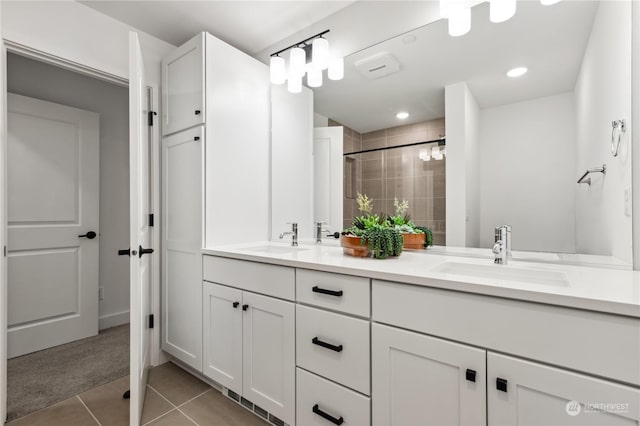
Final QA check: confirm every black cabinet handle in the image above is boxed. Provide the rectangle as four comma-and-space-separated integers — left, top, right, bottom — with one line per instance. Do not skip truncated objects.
466, 369, 476, 382
312, 286, 343, 297
117, 249, 130, 256
496, 377, 508, 392
312, 404, 344, 425
242, 304, 249, 311
195, 110, 201, 115
312, 337, 343, 352
79, 231, 97, 239
232, 302, 239, 308
138, 246, 154, 258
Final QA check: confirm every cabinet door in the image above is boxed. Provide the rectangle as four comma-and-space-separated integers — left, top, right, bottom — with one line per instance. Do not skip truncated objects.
372, 323, 486, 426
488, 353, 640, 425
161, 127, 203, 370
162, 32, 205, 135
203, 282, 242, 394
242, 292, 295, 426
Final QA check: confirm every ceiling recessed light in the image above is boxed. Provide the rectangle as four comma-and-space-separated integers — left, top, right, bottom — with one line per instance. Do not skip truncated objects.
507, 67, 528, 78
396, 112, 410, 120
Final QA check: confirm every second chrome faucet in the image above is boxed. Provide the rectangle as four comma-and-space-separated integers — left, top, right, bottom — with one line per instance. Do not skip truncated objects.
493, 225, 512, 264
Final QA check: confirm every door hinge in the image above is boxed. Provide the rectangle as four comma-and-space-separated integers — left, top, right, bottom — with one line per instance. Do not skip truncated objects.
148, 111, 157, 126
148, 314, 154, 329
149, 213, 154, 227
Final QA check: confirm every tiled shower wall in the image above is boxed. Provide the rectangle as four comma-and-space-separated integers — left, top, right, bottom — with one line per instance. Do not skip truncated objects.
331, 118, 447, 246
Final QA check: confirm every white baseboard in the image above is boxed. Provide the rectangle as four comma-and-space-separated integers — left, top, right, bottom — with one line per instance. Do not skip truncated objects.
99, 310, 130, 330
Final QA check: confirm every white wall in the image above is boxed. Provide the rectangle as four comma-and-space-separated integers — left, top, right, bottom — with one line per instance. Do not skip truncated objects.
314, 113, 329, 128
575, 0, 633, 264
479, 93, 576, 253
445, 82, 480, 247
1, 1, 174, 85
271, 85, 314, 241
7, 53, 130, 329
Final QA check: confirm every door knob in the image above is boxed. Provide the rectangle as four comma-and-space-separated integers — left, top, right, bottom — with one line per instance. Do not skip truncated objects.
79, 231, 97, 239
138, 246, 154, 258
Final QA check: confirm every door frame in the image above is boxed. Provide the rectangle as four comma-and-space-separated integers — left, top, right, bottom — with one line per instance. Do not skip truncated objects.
0, 40, 164, 422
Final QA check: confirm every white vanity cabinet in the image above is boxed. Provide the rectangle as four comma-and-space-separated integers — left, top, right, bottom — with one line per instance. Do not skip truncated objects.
203, 257, 295, 426
161, 30, 270, 371
161, 33, 205, 136
372, 279, 640, 425
372, 323, 486, 425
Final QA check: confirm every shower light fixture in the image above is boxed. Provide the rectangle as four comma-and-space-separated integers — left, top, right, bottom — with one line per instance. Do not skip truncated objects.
440, 0, 562, 37
396, 112, 410, 120
270, 30, 343, 93
507, 67, 528, 77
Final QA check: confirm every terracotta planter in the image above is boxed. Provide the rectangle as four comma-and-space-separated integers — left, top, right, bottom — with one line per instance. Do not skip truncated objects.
402, 232, 426, 250
340, 234, 369, 257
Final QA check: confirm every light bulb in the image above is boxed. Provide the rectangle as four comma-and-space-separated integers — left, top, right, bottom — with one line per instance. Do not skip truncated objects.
448, 4, 471, 37
269, 56, 286, 85
396, 112, 410, 120
307, 68, 323, 88
506, 67, 528, 78
328, 57, 344, 80
312, 37, 329, 71
490, 0, 516, 23
287, 75, 302, 93
541, 0, 561, 4
289, 46, 306, 78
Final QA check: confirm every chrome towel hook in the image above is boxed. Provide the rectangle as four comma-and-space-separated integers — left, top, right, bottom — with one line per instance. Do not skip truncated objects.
611, 119, 626, 157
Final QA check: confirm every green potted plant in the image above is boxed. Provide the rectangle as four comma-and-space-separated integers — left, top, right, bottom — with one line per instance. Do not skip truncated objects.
341, 193, 403, 259
388, 198, 433, 250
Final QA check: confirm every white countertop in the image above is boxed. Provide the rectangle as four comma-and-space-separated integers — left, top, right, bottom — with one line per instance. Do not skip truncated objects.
202, 241, 640, 318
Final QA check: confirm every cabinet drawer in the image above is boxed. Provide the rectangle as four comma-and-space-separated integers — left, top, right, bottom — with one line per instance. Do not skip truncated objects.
297, 368, 370, 426
296, 305, 370, 394
203, 256, 295, 301
373, 280, 640, 386
296, 269, 370, 317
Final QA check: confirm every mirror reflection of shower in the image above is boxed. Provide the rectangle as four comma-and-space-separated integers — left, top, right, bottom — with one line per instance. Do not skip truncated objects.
337, 118, 446, 245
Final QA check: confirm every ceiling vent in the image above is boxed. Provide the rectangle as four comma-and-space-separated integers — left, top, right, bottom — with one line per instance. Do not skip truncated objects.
354, 52, 401, 80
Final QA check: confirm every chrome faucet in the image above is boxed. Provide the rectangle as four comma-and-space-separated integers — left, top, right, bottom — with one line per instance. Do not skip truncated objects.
493, 225, 512, 264
315, 221, 341, 243
279, 223, 298, 246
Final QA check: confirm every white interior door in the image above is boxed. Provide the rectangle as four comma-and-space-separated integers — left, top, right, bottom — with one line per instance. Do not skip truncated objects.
0, 15, 8, 422
129, 31, 153, 426
6, 93, 99, 358
313, 127, 343, 235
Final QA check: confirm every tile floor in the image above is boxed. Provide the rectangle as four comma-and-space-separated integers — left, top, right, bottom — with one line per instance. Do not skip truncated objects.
7, 362, 268, 426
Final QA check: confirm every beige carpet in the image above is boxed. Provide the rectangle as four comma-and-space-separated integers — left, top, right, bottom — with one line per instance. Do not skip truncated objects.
7, 324, 129, 422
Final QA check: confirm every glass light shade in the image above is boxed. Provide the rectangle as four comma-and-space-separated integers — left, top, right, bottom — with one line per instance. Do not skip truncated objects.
440, 0, 451, 18
432, 146, 443, 160
307, 68, 323, 88
312, 37, 329, 71
289, 47, 306, 78
540, 0, 561, 4
269, 56, 286, 85
419, 149, 430, 161
490, 0, 516, 23
448, 5, 471, 37
287, 75, 302, 93
328, 57, 344, 80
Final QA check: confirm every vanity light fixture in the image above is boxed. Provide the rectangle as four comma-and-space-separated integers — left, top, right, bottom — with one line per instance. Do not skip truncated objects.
396, 111, 410, 120
270, 30, 344, 93
507, 66, 528, 77
440, 0, 562, 37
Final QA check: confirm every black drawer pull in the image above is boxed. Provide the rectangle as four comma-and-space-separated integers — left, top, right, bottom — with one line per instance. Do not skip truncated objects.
194, 110, 201, 115
232, 302, 239, 308
242, 304, 249, 311
313, 404, 344, 425
312, 337, 343, 352
466, 369, 476, 382
312, 286, 343, 297
496, 377, 508, 392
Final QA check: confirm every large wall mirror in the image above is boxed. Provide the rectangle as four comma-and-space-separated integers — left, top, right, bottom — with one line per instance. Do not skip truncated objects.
310, 0, 633, 268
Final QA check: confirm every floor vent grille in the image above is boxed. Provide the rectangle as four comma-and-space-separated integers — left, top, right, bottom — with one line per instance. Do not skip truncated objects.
222, 388, 289, 426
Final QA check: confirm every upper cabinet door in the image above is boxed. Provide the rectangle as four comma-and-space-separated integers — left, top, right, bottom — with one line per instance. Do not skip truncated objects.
162, 33, 205, 136
372, 323, 487, 426
488, 352, 640, 426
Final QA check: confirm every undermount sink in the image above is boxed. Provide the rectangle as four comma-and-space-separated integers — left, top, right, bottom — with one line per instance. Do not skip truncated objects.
431, 262, 569, 286
242, 245, 310, 254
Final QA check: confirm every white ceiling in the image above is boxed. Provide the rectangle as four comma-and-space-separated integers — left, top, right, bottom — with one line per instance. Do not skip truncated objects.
80, 0, 355, 54
313, 0, 599, 133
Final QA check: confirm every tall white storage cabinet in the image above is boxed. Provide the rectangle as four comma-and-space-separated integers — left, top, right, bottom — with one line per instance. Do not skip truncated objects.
161, 32, 270, 372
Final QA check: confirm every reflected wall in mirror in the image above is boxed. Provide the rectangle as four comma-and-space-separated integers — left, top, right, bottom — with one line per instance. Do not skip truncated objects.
313, 0, 633, 267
